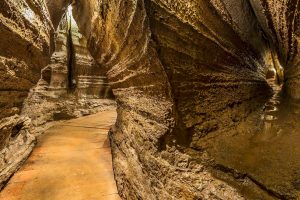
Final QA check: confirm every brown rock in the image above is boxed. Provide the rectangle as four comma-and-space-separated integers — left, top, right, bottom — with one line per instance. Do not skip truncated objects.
0, 0, 299, 199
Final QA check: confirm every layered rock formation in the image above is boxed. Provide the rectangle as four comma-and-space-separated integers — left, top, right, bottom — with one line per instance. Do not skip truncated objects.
0, 0, 114, 189
69, 0, 299, 199
23, 6, 115, 134
1, 0, 300, 199
70, 0, 270, 199
38, 6, 113, 99
0, 0, 53, 188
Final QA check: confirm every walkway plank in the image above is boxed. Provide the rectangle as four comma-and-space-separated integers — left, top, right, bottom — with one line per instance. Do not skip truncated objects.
0, 110, 120, 200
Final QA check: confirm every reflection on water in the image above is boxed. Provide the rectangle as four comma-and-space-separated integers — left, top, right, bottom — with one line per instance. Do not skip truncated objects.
208, 82, 300, 199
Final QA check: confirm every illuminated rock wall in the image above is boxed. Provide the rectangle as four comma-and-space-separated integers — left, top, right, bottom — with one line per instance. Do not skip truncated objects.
0, 0, 53, 188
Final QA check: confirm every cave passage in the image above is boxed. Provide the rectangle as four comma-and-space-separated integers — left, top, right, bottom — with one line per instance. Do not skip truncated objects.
0, 110, 120, 200
0, 0, 299, 200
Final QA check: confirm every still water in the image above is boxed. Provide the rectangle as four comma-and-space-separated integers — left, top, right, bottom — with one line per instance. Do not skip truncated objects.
208, 82, 300, 199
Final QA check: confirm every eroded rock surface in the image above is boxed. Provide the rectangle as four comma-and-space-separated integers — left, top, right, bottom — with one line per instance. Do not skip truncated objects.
23, 7, 116, 132
70, 0, 299, 199
250, 0, 300, 98
0, 0, 53, 188
0, 0, 115, 189
70, 0, 271, 199
0, 0, 300, 199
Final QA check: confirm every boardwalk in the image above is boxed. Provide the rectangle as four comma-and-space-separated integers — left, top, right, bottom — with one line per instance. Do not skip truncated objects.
0, 110, 120, 200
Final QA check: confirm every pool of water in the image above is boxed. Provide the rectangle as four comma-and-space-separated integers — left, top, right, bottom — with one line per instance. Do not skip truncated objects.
207, 82, 300, 199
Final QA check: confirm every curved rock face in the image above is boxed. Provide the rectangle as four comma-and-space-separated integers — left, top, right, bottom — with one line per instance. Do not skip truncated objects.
0, 0, 53, 121
70, 0, 274, 199
45, 0, 71, 29
0, 0, 54, 188
0, 0, 299, 199
70, 0, 300, 199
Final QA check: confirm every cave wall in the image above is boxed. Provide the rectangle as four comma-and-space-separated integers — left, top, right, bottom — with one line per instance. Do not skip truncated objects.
0, 0, 54, 188
0, 0, 115, 189
0, 0, 299, 199
249, 0, 300, 98
70, 13, 114, 99
22, 9, 116, 130
144, 0, 274, 151
70, 0, 299, 199
70, 0, 274, 199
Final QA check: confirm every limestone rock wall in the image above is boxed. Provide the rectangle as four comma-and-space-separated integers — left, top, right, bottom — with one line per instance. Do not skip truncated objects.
45, 0, 70, 29
23, 8, 116, 133
70, 0, 274, 199
0, 0, 54, 188
144, 0, 273, 150
70, 0, 299, 199
249, 0, 300, 98
71, 15, 114, 99
0, 0, 299, 199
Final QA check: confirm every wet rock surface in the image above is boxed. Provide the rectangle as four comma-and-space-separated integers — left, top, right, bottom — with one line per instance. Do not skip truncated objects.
49, 0, 299, 199
249, 0, 300, 99
0, 0, 300, 199
206, 82, 300, 199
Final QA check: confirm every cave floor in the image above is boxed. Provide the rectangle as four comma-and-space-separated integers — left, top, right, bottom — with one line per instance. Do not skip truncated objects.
0, 109, 120, 200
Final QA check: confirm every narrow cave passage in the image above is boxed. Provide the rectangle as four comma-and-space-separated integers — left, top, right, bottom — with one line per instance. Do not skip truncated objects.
0, 0, 299, 200
0, 2, 118, 200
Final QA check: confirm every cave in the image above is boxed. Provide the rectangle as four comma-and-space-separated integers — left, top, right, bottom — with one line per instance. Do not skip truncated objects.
0, 0, 299, 199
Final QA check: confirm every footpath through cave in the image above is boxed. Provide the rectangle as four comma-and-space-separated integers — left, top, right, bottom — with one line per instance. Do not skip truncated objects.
0, 1, 300, 199
0, 109, 120, 200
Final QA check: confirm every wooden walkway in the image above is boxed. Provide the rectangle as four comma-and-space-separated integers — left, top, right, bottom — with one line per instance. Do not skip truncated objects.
0, 110, 120, 200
